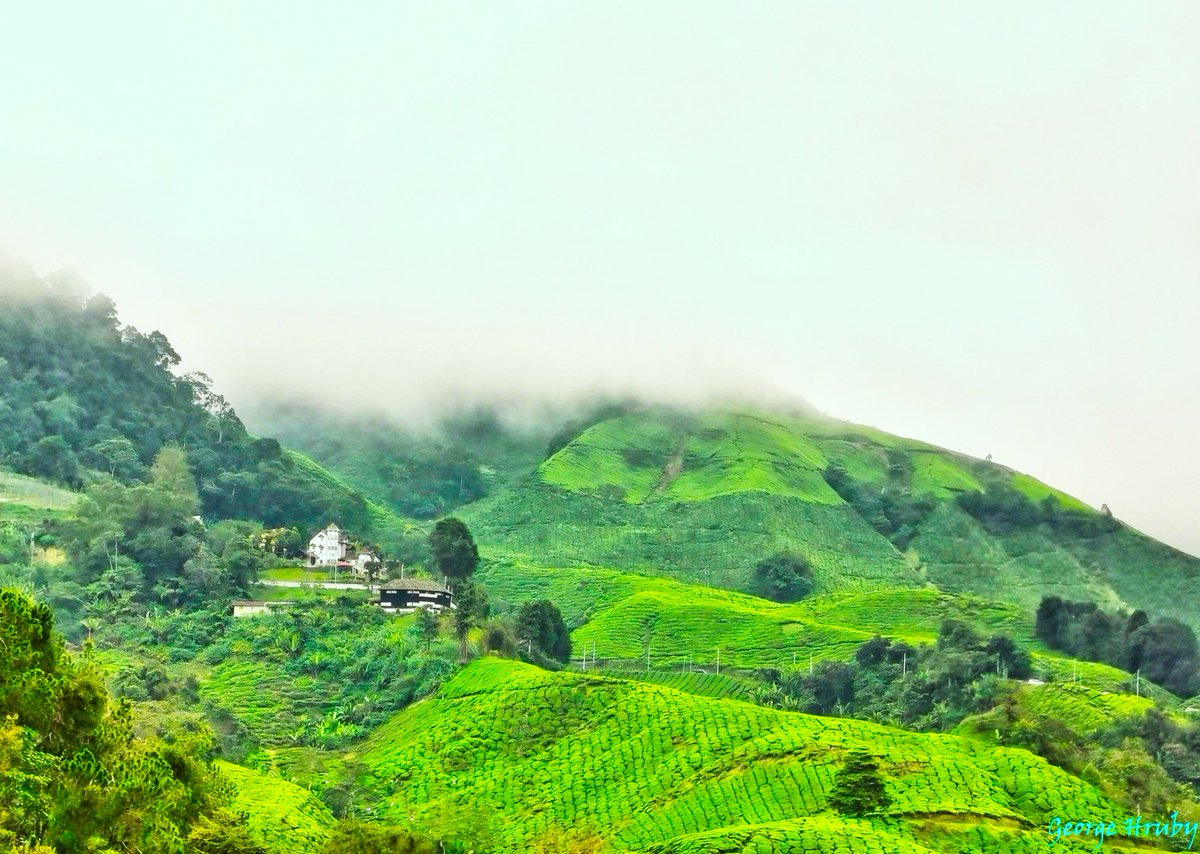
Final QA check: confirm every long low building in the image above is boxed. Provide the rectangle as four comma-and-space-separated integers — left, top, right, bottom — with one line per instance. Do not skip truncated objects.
232, 599, 296, 618
377, 577, 454, 614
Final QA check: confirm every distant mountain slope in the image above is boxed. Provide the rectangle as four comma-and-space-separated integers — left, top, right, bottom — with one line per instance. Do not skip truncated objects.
352, 658, 1132, 852
460, 407, 1199, 630
248, 400, 549, 520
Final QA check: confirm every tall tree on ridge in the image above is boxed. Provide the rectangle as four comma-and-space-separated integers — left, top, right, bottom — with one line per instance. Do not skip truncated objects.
429, 518, 478, 589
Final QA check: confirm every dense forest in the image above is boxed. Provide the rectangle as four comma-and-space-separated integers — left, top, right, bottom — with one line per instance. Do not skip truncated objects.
0, 272, 401, 544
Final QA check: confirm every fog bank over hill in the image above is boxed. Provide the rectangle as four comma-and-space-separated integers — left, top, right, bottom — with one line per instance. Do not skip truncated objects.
2, 4, 1197, 556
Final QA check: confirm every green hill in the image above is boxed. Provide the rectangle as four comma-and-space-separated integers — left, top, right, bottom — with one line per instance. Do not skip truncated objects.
457, 407, 1199, 631
346, 658, 1145, 852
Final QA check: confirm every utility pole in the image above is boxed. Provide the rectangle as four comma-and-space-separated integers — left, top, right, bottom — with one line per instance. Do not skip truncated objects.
29, 531, 35, 566
809, 653, 814, 675
646, 644, 651, 673
1136, 669, 1141, 697
902, 652, 907, 679
716, 647, 721, 675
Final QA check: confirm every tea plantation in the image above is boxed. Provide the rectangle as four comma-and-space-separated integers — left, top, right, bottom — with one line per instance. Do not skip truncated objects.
217, 760, 337, 851
459, 407, 1200, 632
348, 658, 1141, 852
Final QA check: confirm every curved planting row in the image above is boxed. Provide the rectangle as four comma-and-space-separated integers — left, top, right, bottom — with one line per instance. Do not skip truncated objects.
355, 659, 1123, 852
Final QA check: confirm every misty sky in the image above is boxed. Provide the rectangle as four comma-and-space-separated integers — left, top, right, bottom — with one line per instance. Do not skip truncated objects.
2, 4, 1198, 554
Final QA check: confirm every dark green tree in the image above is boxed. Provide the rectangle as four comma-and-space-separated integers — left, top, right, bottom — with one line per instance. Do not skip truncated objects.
414, 607, 440, 652
453, 581, 489, 663
1127, 619, 1200, 697
429, 518, 479, 588
0, 588, 248, 849
828, 750, 892, 816
516, 600, 572, 664
751, 552, 813, 602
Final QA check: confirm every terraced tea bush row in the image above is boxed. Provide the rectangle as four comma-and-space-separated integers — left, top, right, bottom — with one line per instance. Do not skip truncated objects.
1011, 682, 1154, 734
352, 658, 1124, 852
217, 760, 337, 852
600, 668, 753, 700
465, 482, 916, 594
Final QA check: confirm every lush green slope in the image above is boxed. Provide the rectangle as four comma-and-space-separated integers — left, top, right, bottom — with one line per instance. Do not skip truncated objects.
457, 406, 1199, 631
0, 468, 76, 514
260, 401, 1199, 629
351, 658, 1138, 852
464, 482, 918, 593
482, 563, 1158, 697
249, 401, 549, 519
217, 760, 337, 851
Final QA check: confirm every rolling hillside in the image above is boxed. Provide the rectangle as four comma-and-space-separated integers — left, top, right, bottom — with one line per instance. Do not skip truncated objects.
481, 562, 1160, 699
455, 407, 1199, 631
345, 658, 1150, 852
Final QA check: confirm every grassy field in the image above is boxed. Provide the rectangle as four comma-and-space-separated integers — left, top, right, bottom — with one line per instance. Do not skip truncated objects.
597, 668, 754, 700
1009, 472, 1092, 512
350, 658, 1138, 852
0, 469, 77, 528
0, 469, 77, 510
284, 450, 426, 551
1009, 681, 1155, 734
216, 760, 336, 851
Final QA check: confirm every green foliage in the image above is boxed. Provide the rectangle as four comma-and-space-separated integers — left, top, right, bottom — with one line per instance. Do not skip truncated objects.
430, 517, 479, 585
751, 551, 813, 602
196, 602, 460, 752
414, 606, 440, 651
515, 599, 572, 663
828, 749, 892, 816
774, 622, 1035, 729
453, 580, 490, 662
216, 760, 337, 852
823, 460, 937, 550
255, 402, 549, 520
0, 587, 249, 851
1037, 596, 1200, 696
322, 820, 437, 853
0, 276, 416, 547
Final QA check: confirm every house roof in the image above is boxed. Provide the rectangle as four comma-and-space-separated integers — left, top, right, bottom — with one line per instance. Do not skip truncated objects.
380, 577, 451, 593
232, 599, 296, 607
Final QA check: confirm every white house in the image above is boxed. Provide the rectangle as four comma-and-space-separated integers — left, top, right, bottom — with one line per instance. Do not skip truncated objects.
352, 550, 380, 575
307, 524, 380, 576
307, 524, 349, 567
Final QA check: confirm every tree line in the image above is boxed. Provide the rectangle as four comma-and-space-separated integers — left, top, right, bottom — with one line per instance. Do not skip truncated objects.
1036, 596, 1200, 697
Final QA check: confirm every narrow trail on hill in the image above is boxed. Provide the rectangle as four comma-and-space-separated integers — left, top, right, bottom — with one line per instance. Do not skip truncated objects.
651, 434, 689, 498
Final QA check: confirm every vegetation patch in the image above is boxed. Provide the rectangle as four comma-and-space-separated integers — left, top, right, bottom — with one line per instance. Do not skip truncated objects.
217, 760, 337, 851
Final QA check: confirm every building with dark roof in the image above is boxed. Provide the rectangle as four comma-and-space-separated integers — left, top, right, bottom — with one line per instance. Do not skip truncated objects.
377, 577, 454, 614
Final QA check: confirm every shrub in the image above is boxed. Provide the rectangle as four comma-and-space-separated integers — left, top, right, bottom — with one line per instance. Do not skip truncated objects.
828, 750, 891, 816
750, 552, 813, 602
